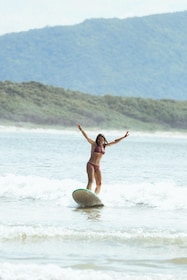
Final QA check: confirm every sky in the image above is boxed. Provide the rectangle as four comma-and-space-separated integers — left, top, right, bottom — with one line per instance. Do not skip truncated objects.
0, 0, 187, 35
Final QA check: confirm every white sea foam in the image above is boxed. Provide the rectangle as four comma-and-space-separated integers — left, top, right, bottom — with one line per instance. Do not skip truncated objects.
0, 263, 185, 280
103, 180, 187, 210
0, 126, 77, 135
0, 174, 78, 202
0, 125, 187, 139
0, 174, 187, 210
0, 224, 186, 245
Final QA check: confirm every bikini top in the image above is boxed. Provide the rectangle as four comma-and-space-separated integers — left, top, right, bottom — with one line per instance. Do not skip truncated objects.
94, 145, 105, 154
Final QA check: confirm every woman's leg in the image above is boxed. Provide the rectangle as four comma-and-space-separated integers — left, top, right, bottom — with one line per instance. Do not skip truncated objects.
86, 162, 94, 191
94, 169, 102, 194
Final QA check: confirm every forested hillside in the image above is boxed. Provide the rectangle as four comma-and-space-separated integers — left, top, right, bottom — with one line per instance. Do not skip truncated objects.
0, 81, 186, 131
0, 12, 187, 100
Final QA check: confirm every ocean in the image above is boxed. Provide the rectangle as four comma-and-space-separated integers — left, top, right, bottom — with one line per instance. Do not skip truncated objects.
0, 127, 187, 280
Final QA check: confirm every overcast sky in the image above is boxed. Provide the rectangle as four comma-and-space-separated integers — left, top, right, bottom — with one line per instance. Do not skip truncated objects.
0, 0, 187, 35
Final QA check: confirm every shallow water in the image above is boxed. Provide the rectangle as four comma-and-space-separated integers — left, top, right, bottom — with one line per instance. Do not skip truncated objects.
0, 128, 187, 279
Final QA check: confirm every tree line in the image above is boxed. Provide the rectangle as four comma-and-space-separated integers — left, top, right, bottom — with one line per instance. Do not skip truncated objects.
0, 81, 186, 131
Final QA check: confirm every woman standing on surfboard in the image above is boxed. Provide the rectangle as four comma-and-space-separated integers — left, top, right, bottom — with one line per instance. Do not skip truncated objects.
77, 124, 129, 194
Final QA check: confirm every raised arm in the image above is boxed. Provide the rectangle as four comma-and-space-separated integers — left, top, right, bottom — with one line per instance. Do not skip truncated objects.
106, 131, 129, 146
77, 124, 95, 144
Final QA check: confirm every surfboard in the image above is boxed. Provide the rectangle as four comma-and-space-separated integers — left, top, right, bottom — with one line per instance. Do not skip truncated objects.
72, 189, 104, 208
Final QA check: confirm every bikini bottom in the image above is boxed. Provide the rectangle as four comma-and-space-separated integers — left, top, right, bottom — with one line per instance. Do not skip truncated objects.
87, 161, 100, 172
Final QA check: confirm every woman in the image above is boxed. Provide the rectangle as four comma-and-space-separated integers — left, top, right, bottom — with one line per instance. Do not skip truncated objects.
78, 124, 129, 194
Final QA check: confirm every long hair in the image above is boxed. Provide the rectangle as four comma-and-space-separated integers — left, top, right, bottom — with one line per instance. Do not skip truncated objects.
95, 134, 108, 147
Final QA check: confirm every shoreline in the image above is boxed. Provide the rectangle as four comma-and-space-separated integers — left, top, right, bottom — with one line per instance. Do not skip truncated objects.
0, 124, 187, 138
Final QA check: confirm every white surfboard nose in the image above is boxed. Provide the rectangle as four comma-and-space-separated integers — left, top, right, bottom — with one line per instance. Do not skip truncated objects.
72, 189, 104, 207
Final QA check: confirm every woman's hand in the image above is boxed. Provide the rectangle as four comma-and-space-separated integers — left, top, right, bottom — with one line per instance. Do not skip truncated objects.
77, 124, 82, 131
113, 131, 130, 143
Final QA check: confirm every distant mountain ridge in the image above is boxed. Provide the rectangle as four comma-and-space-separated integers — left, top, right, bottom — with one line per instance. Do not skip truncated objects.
0, 11, 187, 100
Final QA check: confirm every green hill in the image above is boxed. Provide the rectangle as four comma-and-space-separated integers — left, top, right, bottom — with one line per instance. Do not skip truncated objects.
0, 81, 186, 131
0, 12, 187, 100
